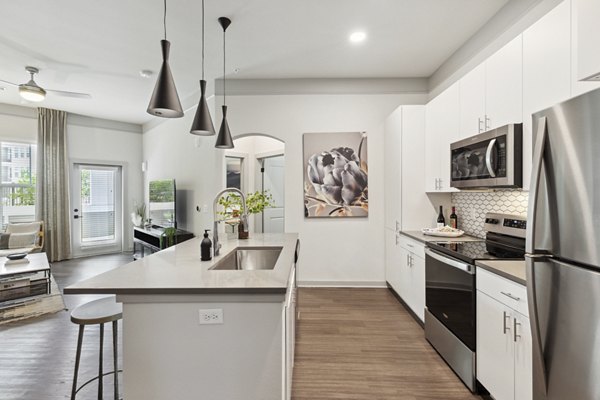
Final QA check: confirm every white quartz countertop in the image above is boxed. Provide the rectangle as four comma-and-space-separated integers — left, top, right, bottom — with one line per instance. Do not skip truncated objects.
400, 230, 482, 244
64, 233, 299, 295
475, 260, 526, 286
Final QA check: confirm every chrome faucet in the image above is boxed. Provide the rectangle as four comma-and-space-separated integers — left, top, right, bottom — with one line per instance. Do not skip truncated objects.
213, 188, 248, 257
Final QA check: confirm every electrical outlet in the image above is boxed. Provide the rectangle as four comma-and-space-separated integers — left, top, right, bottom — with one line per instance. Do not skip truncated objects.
199, 309, 224, 325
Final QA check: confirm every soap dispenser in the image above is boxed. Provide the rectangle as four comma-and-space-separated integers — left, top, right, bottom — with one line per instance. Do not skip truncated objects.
201, 230, 212, 261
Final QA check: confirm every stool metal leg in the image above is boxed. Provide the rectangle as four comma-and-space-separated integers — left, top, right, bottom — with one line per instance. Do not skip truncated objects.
112, 320, 119, 400
98, 323, 104, 400
71, 324, 85, 400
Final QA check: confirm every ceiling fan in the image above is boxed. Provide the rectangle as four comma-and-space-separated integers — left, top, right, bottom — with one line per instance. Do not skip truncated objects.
0, 66, 91, 102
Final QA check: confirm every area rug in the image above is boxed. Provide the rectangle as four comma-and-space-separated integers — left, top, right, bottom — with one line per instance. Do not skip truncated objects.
0, 277, 66, 325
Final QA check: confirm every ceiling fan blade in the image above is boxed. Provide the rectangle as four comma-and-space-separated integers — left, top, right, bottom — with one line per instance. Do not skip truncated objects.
46, 88, 91, 99
0, 79, 18, 87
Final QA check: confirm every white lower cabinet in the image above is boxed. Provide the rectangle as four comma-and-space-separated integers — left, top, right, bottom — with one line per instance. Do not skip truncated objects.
386, 235, 425, 322
283, 267, 296, 400
477, 270, 532, 400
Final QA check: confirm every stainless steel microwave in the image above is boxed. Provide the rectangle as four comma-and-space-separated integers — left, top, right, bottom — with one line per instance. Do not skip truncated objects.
450, 123, 522, 189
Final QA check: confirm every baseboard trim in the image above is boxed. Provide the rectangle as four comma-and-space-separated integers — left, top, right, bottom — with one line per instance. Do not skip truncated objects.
386, 283, 424, 328
298, 280, 387, 288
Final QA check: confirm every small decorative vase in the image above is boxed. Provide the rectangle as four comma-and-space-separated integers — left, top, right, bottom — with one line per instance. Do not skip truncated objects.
131, 213, 142, 227
238, 223, 249, 239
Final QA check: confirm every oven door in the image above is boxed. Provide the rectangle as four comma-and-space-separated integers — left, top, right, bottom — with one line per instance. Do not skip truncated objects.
450, 123, 522, 189
425, 248, 476, 350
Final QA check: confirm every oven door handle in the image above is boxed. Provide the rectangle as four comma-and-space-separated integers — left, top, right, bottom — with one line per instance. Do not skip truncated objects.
425, 248, 475, 275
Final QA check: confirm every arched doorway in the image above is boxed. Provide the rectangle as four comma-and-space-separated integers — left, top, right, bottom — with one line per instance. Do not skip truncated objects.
223, 134, 285, 233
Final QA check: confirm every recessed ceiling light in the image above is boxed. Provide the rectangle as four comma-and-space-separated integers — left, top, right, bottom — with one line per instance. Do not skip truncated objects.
140, 70, 154, 78
349, 31, 367, 43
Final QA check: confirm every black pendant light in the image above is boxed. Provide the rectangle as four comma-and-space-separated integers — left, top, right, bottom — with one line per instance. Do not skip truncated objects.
215, 17, 234, 149
147, 0, 184, 118
190, 0, 215, 135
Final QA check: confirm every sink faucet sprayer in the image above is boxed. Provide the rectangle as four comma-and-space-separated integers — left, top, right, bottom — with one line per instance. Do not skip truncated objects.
213, 188, 248, 257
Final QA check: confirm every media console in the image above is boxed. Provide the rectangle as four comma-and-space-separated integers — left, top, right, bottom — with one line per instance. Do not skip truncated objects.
133, 226, 194, 259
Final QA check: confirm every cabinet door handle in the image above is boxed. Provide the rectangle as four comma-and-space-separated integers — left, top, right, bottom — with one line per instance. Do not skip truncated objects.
485, 115, 491, 130
438, 178, 443, 190
500, 291, 521, 301
406, 254, 410, 267
503, 311, 511, 334
478, 117, 483, 133
513, 318, 521, 342
395, 234, 399, 245
395, 220, 400, 232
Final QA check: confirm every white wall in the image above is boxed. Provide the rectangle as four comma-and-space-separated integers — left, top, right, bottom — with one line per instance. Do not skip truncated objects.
0, 104, 143, 252
217, 94, 411, 286
142, 97, 222, 236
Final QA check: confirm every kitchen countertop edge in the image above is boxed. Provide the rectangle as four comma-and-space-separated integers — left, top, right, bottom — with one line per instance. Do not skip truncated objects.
400, 230, 482, 244
475, 260, 526, 286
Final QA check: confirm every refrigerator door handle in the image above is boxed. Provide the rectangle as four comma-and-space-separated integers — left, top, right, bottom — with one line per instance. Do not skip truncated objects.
526, 116, 548, 254
485, 138, 497, 178
526, 255, 548, 397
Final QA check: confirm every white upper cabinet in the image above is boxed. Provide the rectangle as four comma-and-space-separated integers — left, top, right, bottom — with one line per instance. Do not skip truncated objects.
572, 0, 600, 96
459, 63, 486, 139
575, 0, 600, 81
522, 0, 571, 190
425, 82, 460, 192
384, 106, 402, 231
486, 35, 523, 130
459, 36, 523, 140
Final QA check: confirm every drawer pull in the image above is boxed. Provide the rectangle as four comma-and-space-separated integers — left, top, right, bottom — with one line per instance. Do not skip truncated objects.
500, 291, 521, 301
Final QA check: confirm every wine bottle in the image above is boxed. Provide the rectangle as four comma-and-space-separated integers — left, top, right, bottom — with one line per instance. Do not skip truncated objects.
437, 206, 445, 228
449, 206, 458, 229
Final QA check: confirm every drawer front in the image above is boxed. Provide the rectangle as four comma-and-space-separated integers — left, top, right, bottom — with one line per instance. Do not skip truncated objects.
398, 236, 425, 258
477, 268, 528, 317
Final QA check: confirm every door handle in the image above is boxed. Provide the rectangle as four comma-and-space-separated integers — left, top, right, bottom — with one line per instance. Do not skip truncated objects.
513, 317, 521, 342
526, 255, 549, 396
526, 116, 548, 254
503, 311, 511, 334
485, 138, 497, 178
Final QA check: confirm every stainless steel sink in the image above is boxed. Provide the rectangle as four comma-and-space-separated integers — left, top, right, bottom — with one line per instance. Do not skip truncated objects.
209, 247, 283, 270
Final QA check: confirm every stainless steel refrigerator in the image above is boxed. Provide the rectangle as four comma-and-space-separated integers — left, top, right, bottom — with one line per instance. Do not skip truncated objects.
527, 88, 600, 400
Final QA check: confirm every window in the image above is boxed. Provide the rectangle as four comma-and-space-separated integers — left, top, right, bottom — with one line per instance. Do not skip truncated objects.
0, 142, 36, 228
225, 156, 243, 190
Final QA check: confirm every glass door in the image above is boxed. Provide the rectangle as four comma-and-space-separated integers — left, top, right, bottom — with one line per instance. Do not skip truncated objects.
71, 163, 122, 257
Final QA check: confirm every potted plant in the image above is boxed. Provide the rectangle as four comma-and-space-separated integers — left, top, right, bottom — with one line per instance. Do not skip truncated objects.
217, 190, 274, 239
161, 226, 177, 248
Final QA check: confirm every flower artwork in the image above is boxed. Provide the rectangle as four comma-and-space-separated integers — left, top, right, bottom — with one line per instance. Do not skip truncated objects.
303, 132, 368, 218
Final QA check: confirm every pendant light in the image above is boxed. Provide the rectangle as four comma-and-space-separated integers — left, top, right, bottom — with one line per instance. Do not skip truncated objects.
215, 17, 234, 149
147, 0, 184, 118
190, 0, 215, 135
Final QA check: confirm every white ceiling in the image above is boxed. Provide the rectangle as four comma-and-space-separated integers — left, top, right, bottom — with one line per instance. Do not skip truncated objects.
0, 0, 509, 125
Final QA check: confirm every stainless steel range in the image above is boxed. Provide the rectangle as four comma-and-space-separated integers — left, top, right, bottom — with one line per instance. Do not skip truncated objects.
424, 212, 527, 392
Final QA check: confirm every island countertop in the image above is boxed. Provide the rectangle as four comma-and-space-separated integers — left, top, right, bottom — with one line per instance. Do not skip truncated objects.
64, 233, 299, 295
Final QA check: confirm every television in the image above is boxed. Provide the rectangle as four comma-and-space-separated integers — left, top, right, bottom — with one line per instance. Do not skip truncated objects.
149, 179, 176, 228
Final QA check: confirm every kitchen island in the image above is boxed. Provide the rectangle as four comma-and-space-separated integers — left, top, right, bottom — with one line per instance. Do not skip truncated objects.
65, 233, 299, 400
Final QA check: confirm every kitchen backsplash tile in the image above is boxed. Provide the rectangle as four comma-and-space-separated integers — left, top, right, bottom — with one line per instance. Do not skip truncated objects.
451, 190, 528, 238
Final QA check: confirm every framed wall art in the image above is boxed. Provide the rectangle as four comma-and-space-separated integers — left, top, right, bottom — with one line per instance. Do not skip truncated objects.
303, 132, 368, 218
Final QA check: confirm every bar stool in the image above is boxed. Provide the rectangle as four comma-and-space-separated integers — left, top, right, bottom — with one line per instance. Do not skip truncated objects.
70, 296, 123, 400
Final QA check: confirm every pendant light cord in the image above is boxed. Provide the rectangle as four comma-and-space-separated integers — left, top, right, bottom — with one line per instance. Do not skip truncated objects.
163, 0, 167, 40
223, 27, 226, 106
201, 0, 205, 79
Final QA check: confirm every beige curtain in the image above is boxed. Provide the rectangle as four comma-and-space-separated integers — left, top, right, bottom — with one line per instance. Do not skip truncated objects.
36, 108, 71, 262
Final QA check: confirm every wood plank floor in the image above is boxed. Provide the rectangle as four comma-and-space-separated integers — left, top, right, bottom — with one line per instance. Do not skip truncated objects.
292, 288, 481, 400
0, 255, 480, 399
